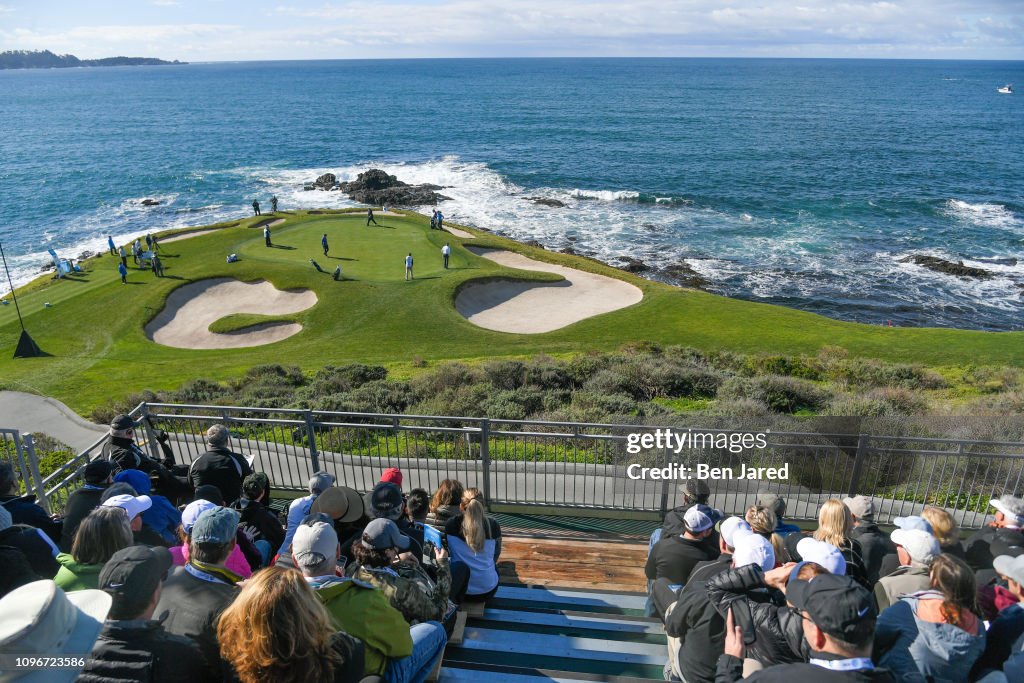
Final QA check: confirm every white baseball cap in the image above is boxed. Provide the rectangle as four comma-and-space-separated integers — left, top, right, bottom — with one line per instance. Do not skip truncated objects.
684, 506, 713, 534
796, 537, 847, 576
101, 493, 152, 521
991, 496, 1024, 525
733, 533, 775, 572
993, 554, 1024, 586
181, 499, 219, 533
720, 517, 753, 549
892, 528, 940, 565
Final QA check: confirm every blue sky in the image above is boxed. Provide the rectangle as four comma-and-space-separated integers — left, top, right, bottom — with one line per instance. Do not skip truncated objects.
0, 1, 1021, 61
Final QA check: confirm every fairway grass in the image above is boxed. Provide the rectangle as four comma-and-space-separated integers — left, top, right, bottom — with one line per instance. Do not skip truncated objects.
2, 209, 1022, 415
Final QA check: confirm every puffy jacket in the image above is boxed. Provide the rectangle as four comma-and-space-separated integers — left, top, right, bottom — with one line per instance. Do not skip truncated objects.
874, 591, 986, 683
705, 563, 806, 667
79, 617, 215, 683
966, 526, 1024, 572
0, 525, 59, 578
850, 522, 895, 585
187, 447, 252, 506
646, 534, 720, 585
666, 564, 775, 683
307, 574, 414, 676
54, 552, 103, 591
153, 563, 240, 675
0, 494, 60, 545
232, 496, 285, 552
347, 557, 453, 624
60, 485, 107, 552
971, 602, 1024, 678
114, 469, 181, 545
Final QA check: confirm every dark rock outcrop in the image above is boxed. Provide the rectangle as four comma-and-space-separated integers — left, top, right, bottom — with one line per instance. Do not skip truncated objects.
140, 199, 161, 206
527, 197, 566, 208
618, 257, 650, 273
900, 255, 994, 279
313, 173, 337, 190
661, 262, 709, 289
335, 169, 450, 206
524, 240, 546, 250
560, 247, 577, 255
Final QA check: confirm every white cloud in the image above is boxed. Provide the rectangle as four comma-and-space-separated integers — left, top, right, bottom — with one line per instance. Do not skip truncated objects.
151, 0, 180, 6
0, 5, 15, 13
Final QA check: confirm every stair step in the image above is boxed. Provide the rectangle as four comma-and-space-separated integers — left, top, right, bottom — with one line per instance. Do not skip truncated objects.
455, 626, 665, 663
490, 586, 648, 615
478, 607, 664, 636
440, 663, 663, 683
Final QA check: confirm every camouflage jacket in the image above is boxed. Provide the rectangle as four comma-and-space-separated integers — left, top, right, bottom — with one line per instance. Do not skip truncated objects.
347, 557, 452, 624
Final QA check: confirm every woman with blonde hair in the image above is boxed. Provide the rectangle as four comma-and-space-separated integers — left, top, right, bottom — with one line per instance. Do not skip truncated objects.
745, 504, 786, 565
429, 479, 464, 524
921, 506, 966, 558
813, 498, 868, 587
445, 488, 502, 601
875, 554, 985, 682
218, 566, 364, 683
54, 506, 133, 591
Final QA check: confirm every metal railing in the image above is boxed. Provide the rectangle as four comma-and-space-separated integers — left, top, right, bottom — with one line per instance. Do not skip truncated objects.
1, 429, 50, 513
24, 403, 1024, 529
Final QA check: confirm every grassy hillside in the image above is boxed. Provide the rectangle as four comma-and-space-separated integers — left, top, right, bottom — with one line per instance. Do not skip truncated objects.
1, 209, 1022, 415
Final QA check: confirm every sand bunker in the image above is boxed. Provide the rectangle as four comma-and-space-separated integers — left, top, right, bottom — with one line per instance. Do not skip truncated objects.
145, 278, 318, 349
456, 248, 642, 333
445, 226, 475, 239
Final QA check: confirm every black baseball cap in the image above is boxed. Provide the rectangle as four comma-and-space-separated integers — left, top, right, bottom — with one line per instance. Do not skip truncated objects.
84, 460, 114, 484
366, 482, 404, 520
787, 573, 876, 642
109, 414, 139, 430
194, 484, 225, 506
99, 545, 173, 604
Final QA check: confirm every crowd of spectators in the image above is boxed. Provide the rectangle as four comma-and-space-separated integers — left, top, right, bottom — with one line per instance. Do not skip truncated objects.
645, 485, 1024, 682
0, 417, 501, 683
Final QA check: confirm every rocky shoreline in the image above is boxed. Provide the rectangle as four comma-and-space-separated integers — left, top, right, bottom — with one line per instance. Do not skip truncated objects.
304, 168, 451, 206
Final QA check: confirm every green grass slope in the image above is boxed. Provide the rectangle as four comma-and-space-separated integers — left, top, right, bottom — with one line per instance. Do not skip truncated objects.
1, 209, 1021, 415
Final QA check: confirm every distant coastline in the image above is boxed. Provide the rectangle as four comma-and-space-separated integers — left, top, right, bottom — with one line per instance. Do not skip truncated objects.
0, 49, 185, 70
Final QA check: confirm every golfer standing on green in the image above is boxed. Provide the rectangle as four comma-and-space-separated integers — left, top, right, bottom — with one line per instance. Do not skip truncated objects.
321, 233, 329, 256
405, 253, 414, 281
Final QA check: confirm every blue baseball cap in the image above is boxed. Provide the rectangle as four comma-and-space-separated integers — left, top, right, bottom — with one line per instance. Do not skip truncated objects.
191, 507, 239, 544
893, 515, 933, 534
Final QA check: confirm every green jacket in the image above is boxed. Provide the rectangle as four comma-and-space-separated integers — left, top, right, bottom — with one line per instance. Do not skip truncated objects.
348, 557, 453, 624
307, 575, 412, 676
54, 552, 103, 591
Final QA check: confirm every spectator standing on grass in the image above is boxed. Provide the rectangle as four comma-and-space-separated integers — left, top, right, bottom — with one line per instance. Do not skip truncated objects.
55, 506, 133, 592
294, 517, 447, 683
218, 566, 365, 683
719, 574, 897, 682
446, 488, 502, 602
875, 525, 940, 611
81, 545, 214, 683
152, 254, 164, 277
271, 195, 278, 212
188, 424, 253, 506
0, 461, 62, 546
646, 504, 720, 587
232, 472, 284, 567
405, 252, 414, 280
252, 199, 261, 216
874, 554, 985, 683
322, 232, 330, 256
155, 507, 243, 676
108, 235, 117, 255
119, 244, 128, 268
429, 479, 464, 525
436, 210, 444, 230
264, 224, 272, 247
844, 495, 895, 586
61, 460, 114, 552
367, 207, 378, 225
118, 261, 128, 284
441, 242, 450, 269
279, 471, 337, 556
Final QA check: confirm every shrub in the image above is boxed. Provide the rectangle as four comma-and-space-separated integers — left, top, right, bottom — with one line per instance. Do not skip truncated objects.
741, 355, 822, 381
524, 356, 573, 390
342, 380, 413, 414
239, 364, 306, 387
483, 360, 526, 390
410, 363, 482, 398
564, 353, 611, 386
168, 379, 230, 404
704, 398, 773, 417
483, 388, 548, 421
662, 346, 711, 368
717, 375, 830, 414
828, 359, 946, 390
90, 390, 159, 424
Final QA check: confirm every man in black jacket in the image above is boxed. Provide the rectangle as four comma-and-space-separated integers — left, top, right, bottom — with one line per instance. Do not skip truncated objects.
188, 424, 253, 505
965, 495, 1024, 578
665, 532, 776, 683
60, 460, 114, 552
843, 495, 894, 586
718, 574, 896, 682
232, 472, 284, 566
0, 461, 61, 545
82, 545, 214, 683
103, 414, 190, 504
646, 504, 720, 587
154, 506, 242, 677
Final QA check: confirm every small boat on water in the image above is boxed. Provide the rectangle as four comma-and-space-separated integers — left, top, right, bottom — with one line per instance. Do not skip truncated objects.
997, 84, 1013, 94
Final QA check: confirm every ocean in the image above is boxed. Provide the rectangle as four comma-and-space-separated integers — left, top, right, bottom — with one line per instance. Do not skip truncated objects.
1, 58, 1021, 330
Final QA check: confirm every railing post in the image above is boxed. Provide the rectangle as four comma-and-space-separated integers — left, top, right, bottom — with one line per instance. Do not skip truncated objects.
848, 433, 870, 498
139, 402, 162, 462
659, 442, 672, 516
480, 419, 491, 511
304, 411, 320, 473
21, 434, 50, 514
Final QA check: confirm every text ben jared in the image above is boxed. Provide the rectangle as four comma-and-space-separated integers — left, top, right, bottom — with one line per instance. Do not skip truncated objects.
625, 428, 788, 481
